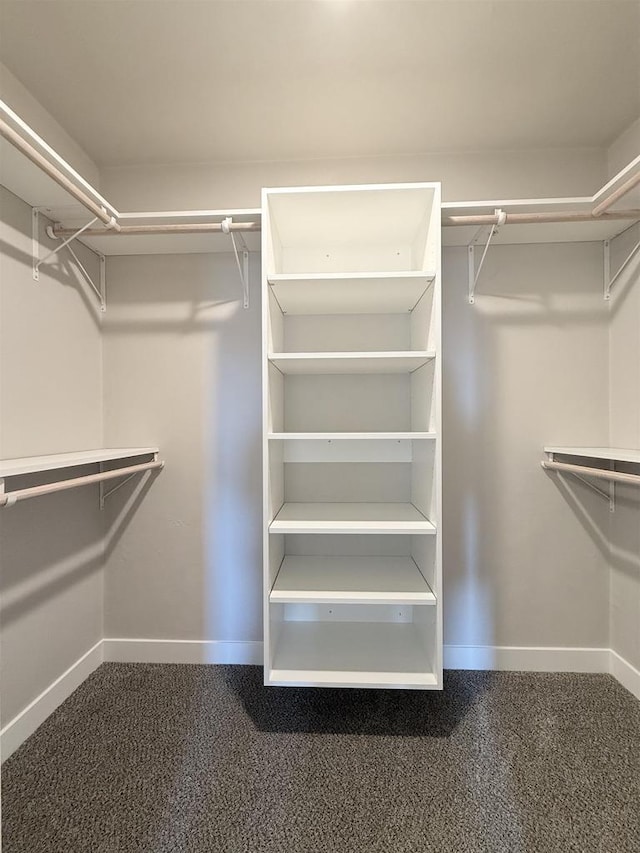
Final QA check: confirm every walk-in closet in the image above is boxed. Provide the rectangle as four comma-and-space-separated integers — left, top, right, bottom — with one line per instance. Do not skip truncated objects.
0, 2, 639, 852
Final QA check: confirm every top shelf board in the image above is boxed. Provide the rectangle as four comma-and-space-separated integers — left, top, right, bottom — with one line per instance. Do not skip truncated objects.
0, 447, 159, 478
544, 447, 640, 465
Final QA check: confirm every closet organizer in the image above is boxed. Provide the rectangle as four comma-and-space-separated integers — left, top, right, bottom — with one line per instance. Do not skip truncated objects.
1, 100, 639, 689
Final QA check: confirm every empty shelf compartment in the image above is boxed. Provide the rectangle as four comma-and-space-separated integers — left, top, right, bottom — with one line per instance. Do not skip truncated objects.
268, 620, 438, 688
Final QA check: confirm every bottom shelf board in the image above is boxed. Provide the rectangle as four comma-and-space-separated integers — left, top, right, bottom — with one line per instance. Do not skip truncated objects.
270, 556, 436, 604
268, 620, 438, 689
270, 502, 436, 534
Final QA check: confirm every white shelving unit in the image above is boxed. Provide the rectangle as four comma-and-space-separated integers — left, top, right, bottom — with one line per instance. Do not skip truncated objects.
262, 182, 442, 689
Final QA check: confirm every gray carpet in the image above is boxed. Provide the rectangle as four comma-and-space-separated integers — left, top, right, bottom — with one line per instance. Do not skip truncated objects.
2, 665, 639, 853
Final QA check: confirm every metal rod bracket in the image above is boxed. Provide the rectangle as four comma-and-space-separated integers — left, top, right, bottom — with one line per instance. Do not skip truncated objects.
222, 217, 250, 309
468, 208, 506, 304
33, 213, 98, 279
604, 236, 640, 300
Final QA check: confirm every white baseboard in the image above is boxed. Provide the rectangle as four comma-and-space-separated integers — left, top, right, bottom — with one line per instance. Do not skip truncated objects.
2, 640, 637, 762
0, 639, 103, 763
103, 638, 263, 665
443, 643, 611, 673
609, 649, 640, 701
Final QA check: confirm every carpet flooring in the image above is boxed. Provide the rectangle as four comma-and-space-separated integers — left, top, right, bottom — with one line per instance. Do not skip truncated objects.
2, 665, 639, 853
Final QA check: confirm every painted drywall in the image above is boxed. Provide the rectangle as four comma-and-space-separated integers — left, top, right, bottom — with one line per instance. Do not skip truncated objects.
102, 253, 262, 642
0, 186, 104, 725
100, 147, 606, 213
607, 117, 640, 673
102, 238, 610, 651
0, 63, 100, 189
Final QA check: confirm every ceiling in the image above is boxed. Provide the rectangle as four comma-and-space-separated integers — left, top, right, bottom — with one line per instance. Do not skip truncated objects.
1, 0, 639, 168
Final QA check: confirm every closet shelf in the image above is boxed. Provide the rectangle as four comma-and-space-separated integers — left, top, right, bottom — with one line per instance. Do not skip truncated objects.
270, 556, 436, 604
269, 502, 436, 534
268, 271, 435, 315
0, 447, 159, 478
0, 448, 162, 509
543, 447, 640, 465
269, 351, 435, 374
541, 447, 640, 499
268, 621, 437, 689
268, 432, 436, 440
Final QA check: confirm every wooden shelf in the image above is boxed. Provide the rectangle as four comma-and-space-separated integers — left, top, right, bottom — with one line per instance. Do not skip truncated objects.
544, 446, 640, 464
268, 621, 437, 688
269, 351, 435, 374
268, 272, 435, 315
270, 502, 435, 534
0, 448, 158, 478
270, 556, 436, 604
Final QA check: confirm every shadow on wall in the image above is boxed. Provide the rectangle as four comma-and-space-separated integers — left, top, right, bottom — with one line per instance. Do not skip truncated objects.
100, 250, 262, 643
226, 665, 490, 737
204, 253, 263, 644
0, 469, 104, 629
444, 240, 611, 650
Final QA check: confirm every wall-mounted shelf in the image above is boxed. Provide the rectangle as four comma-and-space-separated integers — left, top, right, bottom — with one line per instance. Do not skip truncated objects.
442, 197, 640, 247
0, 447, 158, 478
543, 446, 640, 465
0, 447, 162, 508
270, 556, 436, 604
541, 446, 640, 511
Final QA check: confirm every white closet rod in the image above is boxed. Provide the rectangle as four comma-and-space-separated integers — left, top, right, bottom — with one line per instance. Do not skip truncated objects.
442, 209, 640, 227
0, 117, 120, 230
0, 460, 164, 508
52, 209, 640, 237
541, 460, 640, 485
52, 221, 261, 237
593, 171, 640, 217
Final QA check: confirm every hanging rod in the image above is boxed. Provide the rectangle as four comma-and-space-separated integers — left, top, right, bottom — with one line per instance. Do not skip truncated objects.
52, 221, 261, 237
53, 209, 640, 238
0, 459, 164, 508
443, 209, 640, 227
0, 117, 120, 231
593, 171, 640, 217
541, 459, 640, 485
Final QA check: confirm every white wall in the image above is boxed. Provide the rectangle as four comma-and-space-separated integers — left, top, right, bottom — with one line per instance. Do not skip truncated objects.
102, 253, 262, 643
101, 238, 610, 653
607, 117, 640, 674
0, 63, 100, 189
101, 147, 605, 212
0, 186, 104, 727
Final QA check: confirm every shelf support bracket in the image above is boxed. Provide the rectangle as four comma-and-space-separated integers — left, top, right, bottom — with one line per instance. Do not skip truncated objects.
603, 236, 640, 300
468, 209, 506, 304
221, 217, 250, 309
65, 241, 106, 312
99, 452, 159, 509
33, 212, 98, 281
546, 452, 615, 511
32, 209, 107, 310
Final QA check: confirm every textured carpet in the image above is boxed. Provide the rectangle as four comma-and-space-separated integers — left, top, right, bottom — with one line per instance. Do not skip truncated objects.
2, 665, 639, 853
